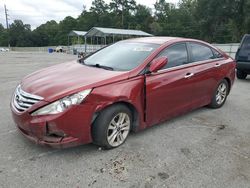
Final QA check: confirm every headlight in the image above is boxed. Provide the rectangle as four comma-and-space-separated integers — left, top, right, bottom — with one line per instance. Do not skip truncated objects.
31, 89, 92, 116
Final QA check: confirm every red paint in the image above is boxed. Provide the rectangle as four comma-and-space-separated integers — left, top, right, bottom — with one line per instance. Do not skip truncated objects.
149, 56, 168, 73
10, 37, 236, 148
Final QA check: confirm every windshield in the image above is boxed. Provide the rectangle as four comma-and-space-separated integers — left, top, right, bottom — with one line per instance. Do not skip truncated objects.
83, 42, 159, 71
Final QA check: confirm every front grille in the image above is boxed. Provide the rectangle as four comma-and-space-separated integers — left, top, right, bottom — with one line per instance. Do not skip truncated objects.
13, 85, 44, 113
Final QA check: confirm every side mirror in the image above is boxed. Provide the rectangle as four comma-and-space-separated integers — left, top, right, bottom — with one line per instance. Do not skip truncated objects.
149, 56, 168, 73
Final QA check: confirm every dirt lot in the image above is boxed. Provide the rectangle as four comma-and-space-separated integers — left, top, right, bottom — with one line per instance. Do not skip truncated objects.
0, 52, 249, 188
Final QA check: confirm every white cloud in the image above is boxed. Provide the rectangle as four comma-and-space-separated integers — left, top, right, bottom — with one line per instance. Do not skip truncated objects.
0, 0, 179, 29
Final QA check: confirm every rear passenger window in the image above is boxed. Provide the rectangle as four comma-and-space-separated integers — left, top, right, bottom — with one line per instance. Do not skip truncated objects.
212, 49, 223, 58
190, 43, 214, 62
157, 43, 188, 69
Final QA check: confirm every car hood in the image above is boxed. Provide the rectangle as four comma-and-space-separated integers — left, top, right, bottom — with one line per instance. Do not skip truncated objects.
21, 61, 129, 102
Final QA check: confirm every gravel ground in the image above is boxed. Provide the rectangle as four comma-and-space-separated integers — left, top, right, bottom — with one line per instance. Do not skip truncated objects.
0, 52, 249, 188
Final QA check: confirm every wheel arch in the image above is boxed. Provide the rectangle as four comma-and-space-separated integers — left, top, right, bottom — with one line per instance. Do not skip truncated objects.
223, 77, 231, 92
92, 101, 140, 132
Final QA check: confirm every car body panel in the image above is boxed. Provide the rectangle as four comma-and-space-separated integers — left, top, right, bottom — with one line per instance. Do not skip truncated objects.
11, 102, 95, 148
87, 76, 146, 130
146, 66, 197, 126
22, 61, 129, 102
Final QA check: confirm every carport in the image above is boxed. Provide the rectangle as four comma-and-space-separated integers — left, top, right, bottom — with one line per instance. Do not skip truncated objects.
84, 27, 153, 52
68, 30, 87, 46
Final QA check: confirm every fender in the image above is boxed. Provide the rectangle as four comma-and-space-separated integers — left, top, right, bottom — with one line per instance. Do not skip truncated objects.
85, 75, 147, 130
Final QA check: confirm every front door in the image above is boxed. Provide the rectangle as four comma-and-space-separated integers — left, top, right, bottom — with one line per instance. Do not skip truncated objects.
145, 43, 197, 126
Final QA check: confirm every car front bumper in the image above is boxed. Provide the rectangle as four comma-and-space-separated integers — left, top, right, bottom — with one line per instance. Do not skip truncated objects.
11, 102, 96, 148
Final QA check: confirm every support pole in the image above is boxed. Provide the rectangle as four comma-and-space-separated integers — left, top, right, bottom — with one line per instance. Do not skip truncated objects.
84, 36, 87, 53
4, 5, 9, 29
67, 35, 69, 47
4, 4, 10, 47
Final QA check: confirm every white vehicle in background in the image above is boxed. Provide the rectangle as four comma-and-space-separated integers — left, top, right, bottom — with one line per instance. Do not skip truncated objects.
55, 46, 65, 53
0, 48, 9, 52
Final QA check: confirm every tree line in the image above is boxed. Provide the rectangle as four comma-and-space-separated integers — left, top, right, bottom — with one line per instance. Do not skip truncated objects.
0, 0, 250, 47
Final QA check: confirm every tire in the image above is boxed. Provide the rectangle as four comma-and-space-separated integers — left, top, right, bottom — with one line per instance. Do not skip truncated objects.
236, 70, 247, 79
208, 79, 229, 109
92, 104, 132, 149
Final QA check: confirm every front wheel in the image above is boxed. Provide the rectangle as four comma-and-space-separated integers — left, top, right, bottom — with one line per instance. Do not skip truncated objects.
208, 79, 229, 109
92, 104, 132, 149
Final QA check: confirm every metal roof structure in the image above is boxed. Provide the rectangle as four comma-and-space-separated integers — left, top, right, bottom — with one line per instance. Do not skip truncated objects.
67, 28, 153, 53
85, 27, 153, 37
68, 30, 87, 37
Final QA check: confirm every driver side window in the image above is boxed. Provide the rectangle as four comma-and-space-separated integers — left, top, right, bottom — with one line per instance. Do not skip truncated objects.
156, 43, 188, 70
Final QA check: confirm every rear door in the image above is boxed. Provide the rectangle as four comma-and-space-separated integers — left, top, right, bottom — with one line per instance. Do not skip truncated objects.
145, 43, 197, 126
186, 42, 224, 106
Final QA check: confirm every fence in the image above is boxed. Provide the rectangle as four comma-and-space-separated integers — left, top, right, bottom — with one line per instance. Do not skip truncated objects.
0, 45, 105, 54
1, 43, 240, 58
213, 43, 239, 58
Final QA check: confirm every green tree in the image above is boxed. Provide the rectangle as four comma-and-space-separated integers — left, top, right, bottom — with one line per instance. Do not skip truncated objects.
109, 0, 137, 28
2, 0, 250, 46
90, 0, 109, 14
0, 24, 9, 46
33, 20, 59, 46
0, 24, 4, 32
9, 20, 33, 47
134, 5, 154, 32
167, 0, 199, 38
195, 0, 240, 42
231, 0, 250, 41
154, 0, 175, 22
54, 16, 78, 45
77, 11, 99, 31
89, 0, 113, 28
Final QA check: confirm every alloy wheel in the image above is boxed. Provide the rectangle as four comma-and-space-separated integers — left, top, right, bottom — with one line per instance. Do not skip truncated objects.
216, 82, 227, 105
107, 113, 130, 147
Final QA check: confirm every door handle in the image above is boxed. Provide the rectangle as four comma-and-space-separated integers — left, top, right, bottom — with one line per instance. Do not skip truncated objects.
215, 63, 221, 67
184, 73, 194, 79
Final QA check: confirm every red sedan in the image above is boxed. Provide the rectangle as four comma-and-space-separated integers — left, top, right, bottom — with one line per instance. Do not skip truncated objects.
10, 37, 236, 149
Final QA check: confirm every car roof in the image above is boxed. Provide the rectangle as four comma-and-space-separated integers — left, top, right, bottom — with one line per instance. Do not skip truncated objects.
124, 37, 183, 45
243, 34, 250, 37
123, 36, 227, 57
240, 34, 250, 44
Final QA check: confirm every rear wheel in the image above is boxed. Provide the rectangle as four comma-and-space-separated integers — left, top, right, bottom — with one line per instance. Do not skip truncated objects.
208, 79, 229, 109
237, 70, 247, 79
92, 104, 132, 149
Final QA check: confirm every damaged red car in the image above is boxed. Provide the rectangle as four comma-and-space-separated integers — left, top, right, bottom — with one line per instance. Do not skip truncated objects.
11, 37, 236, 149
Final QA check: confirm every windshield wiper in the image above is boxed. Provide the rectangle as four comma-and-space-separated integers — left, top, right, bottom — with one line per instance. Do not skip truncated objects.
87, 64, 114, 71
79, 60, 114, 71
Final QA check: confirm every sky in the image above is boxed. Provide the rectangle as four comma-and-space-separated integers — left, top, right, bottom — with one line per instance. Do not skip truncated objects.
0, 0, 179, 30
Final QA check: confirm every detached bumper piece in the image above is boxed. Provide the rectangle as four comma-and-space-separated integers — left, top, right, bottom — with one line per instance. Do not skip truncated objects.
17, 123, 80, 149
